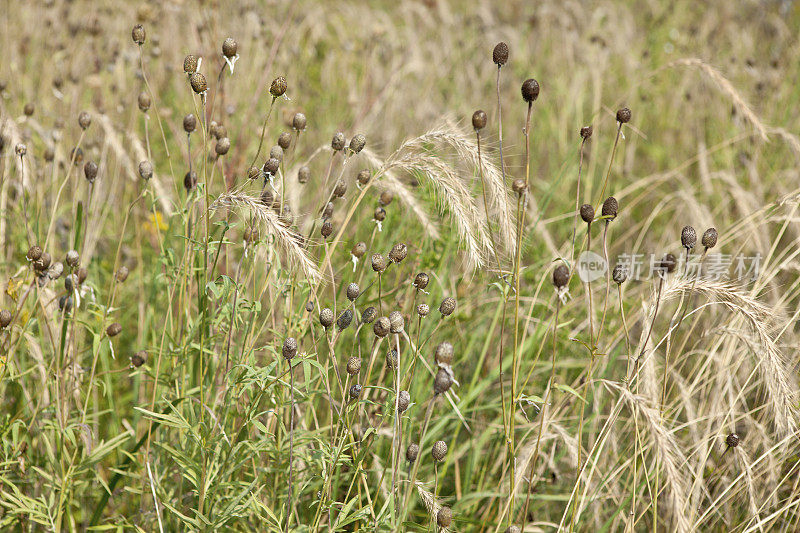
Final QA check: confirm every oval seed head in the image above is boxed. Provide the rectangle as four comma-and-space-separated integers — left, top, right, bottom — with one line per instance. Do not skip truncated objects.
184, 170, 198, 191
417, 303, 430, 317
337, 309, 353, 330
616, 107, 632, 124
23, 104, 34, 117
84, 161, 98, 183
505, 527, 522, 533
681, 226, 697, 249
379, 191, 394, 206
137, 91, 151, 112
373, 316, 391, 338
601, 196, 618, 220
262, 158, 279, 177
305, 301, 314, 313
78, 111, 92, 130
660, 253, 677, 274
278, 131, 292, 150
361, 306, 377, 324
432, 440, 448, 462
77, 267, 88, 284
414, 272, 429, 290
346, 356, 361, 376
65, 250, 80, 268
702, 227, 718, 249
282, 337, 298, 360
397, 390, 411, 413
331, 132, 346, 151
385, 349, 398, 369
434, 367, 453, 394
222, 37, 238, 58
292, 112, 306, 131
116, 266, 129, 283
349, 384, 362, 399
214, 124, 227, 139
320, 220, 333, 239
333, 179, 347, 198
138, 160, 153, 181
389, 243, 407, 263
349, 134, 366, 154
59, 295, 74, 313
352, 242, 367, 258
319, 308, 334, 329
190, 72, 207, 94
64, 274, 77, 292
435, 341, 454, 365
183, 54, 199, 74
357, 169, 371, 186
580, 126, 593, 139
15, 143, 27, 157
472, 109, 487, 130
131, 350, 147, 367
270, 76, 287, 98
322, 202, 334, 220
298, 165, 310, 184
215, 138, 231, 156
612, 264, 628, 284
71, 147, 83, 165
0, 309, 11, 328
47, 262, 64, 280
553, 264, 569, 288
406, 443, 420, 463
27, 245, 42, 262
493, 41, 509, 66
437, 506, 453, 528
439, 297, 456, 317
346, 283, 360, 301
131, 24, 145, 45
726, 433, 740, 448
389, 310, 404, 333
106, 322, 122, 337
521, 78, 540, 103
33, 252, 51, 272
371, 253, 386, 273
512, 178, 527, 195
580, 203, 594, 224
248, 166, 261, 181
183, 113, 197, 133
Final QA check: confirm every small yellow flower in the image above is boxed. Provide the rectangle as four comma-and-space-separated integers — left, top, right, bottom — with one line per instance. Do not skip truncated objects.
145, 211, 168, 235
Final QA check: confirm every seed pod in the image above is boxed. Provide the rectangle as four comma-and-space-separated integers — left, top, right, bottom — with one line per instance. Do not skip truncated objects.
553, 264, 569, 288
65, 250, 79, 268
23, 104, 34, 117
78, 111, 92, 130
319, 308, 334, 328
349, 384, 362, 399
116, 266, 130, 283
512, 178, 527, 195
44, 148, 54, 162
183, 114, 197, 133
77, 267, 88, 284
681, 226, 697, 249
379, 191, 394, 206
246, 166, 261, 181
214, 124, 227, 140
373, 207, 387, 223
726, 433, 740, 448
357, 169, 371, 186
612, 264, 627, 284
659, 253, 677, 274
417, 303, 430, 317
131, 24, 145, 45
264, 157, 280, 175
373, 316, 390, 337
432, 440, 448, 462
138, 160, 153, 181
277, 131, 292, 150
84, 161, 98, 183
361, 306, 377, 324
349, 134, 366, 154
580, 126, 593, 139
472, 109, 487, 130
213, 137, 230, 156
282, 337, 297, 360
346, 283, 360, 301
414, 272, 429, 290
208, 121, 220, 139
320, 220, 333, 239
337, 309, 353, 330
331, 132, 346, 151
389, 311, 404, 333
270, 76, 287, 98
439, 297, 456, 317
27, 245, 43, 261
352, 242, 367, 258
389, 243, 407, 263
184, 170, 198, 191
505, 527, 521, 533
385, 349, 398, 369
493, 41, 509, 66
15, 143, 27, 157
33, 252, 51, 272
406, 443, 420, 463
190, 72, 207, 94
616, 107, 632, 123
222, 37, 237, 58
59, 295, 74, 313
183, 54, 198, 74
435, 342, 454, 365
521, 78, 540, 103
298, 165, 310, 184
579, 203, 595, 224
437, 507, 452, 528
138, 91, 151, 112
322, 202, 334, 220
305, 301, 314, 312
346, 356, 361, 375
131, 350, 147, 367
601, 196, 618, 220
292, 113, 306, 131
702, 228, 718, 249
0, 309, 11, 328
71, 147, 83, 164
106, 322, 122, 337
397, 390, 411, 412
434, 367, 453, 394
64, 274, 77, 292
47, 262, 64, 280
371, 253, 386, 273
333, 179, 347, 198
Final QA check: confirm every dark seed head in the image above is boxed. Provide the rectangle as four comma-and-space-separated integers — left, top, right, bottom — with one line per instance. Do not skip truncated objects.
659, 253, 677, 274
306, 301, 314, 312
389, 310, 404, 333
298, 165, 310, 184
432, 440, 448, 462
349, 134, 366, 154
78, 111, 92, 130
183, 114, 197, 133
398, 390, 411, 412
435, 341, 454, 365
190, 72, 207, 94
616, 107, 632, 124
131, 351, 147, 367
270, 76, 287, 98
77, 267, 88, 284
521, 78, 540, 103
385, 349, 398, 369
27, 245, 42, 261
351, 242, 367, 259
23, 104, 34, 117
414, 273, 429, 290
493, 42, 509, 66
373, 316, 391, 338
137, 92, 151, 112
349, 384, 362, 399
222, 37, 238, 58
183, 54, 198, 74
512, 179, 527, 195
116, 266, 129, 283
389, 243, 407, 263
726, 433, 740, 448
357, 169, 371, 186
184, 170, 198, 191
282, 337, 298, 360
0, 309, 11, 328
371, 253, 386, 273
59, 295, 74, 313
379, 191, 394, 207
553, 264, 569, 288
106, 322, 122, 337
131, 24, 145, 45
215, 137, 231, 156
292, 113, 307, 131
346, 356, 361, 375
505, 527, 521, 533
472, 109, 487, 130
331, 132, 346, 151
33, 252, 51, 272
278, 131, 292, 150
264, 158, 280, 176
406, 443, 419, 462
138, 160, 153, 181
439, 297, 456, 317
437, 507, 453, 528
84, 161, 98, 183
337, 309, 353, 330
361, 306, 376, 324
248, 166, 262, 181
333, 179, 347, 198
417, 303, 430, 317
612, 264, 628, 284
319, 308, 334, 328
601, 196, 618, 220
580, 126, 593, 139
15, 143, 27, 157
434, 367, 453, 394
702, 228, 718, 249
681, 226, 697, 249
580, 203, 594, 224
65, 250, 79, 268
346, 283, 360, 301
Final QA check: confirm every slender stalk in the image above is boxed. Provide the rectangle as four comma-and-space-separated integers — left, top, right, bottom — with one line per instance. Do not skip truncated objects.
250, 98, 277, 167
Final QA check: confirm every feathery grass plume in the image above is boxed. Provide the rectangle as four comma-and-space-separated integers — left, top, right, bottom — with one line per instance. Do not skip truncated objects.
211, 191, 321, 283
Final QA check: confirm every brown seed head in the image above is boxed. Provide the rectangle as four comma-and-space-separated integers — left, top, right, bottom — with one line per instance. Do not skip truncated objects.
414, 272, 429, 290
337, 309, 353, 330
183, 114, 197, 133
361, 306, 376, 324
65, 250, 80, 268
681, 226, 697, 249
601, 196, 618, 220
23, 103, 34, 117
190, 72, 207, 94
131, 350, 147, 367
222, 37, 237, 58
282, 337, 297, 360
131, 24, 145, 45
385, 349, 398, 369
493, 42, 509, 66
379, 191, 394, 206
321, 220, 333, 239
270, 76, 287, 98
702, 227, 718, 249
553, 264, 569, 288
580, 203, 594, 224
659, 253, 677, 274
521, 78, 540, 103
138, 160, 153, 181
319, 308, 334, 329
278, 131, 292, 150
580, 126, 593, 139
298, 165, 310, 184
15, 143, 27, 157
512, 179, 527, 195
27, 245, 43, 261
389, 310, 404, 333
435, 341, 454, 365
472, 109, 487, 130
726, 433, 740, 448
183, 54, 198, 74
505, 527, 521, 533
373, 316, 391, 337
439, 296, 456, 316
398, 390, 411, 412
137, 91, 151, 112
432, 440, 448, 462
184, 170, 198, 191
333, 179, 347, 198
116, 266, 129, 283
352, 242, 367, 258
78, 111, 92, 130
248, 166, 261, 181
349, 384, 362, 399
292, 113, 307, 131
389, 243, 407, 263
612, 264, 627, 284
349, 134, 366, 154
264, 158, 280, 176
417, 303, 430, 317
106, 322, 122, 337
346, 356, 361, 375
616, 107, 632, 124
346, 282, 360, 301
33, 252, 51, 272
357, 169, 371, 186
84, 161, 98, 183
215, 137, 231, 156
0, 309, 11, 328
331, 132, 346, 151
406, 443, 419, 462
434, 367, 453, 394
437, 507, 453, 528
371, 253, 386, 273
